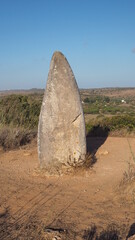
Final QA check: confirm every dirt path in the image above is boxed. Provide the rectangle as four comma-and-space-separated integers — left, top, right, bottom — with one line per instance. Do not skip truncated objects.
0, 137, 135, 239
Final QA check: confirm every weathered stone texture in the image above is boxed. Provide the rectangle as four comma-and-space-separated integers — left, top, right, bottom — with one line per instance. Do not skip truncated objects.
38, 51, 86, 171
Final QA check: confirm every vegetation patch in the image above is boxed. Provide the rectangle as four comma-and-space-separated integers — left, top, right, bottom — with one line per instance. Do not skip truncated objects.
0, 94, 42, 129
82, 93, 135, 115
0, 126, 36, 150
0, 91, 135, 150
86, 115, 135, 137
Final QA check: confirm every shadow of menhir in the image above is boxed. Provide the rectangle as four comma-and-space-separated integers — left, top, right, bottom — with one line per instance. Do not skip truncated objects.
86, 125, 109, 156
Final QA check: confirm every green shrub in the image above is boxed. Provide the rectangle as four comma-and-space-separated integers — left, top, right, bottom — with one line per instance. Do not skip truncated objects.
84, 106, 99, 114
0, 93, 135, 149
86, 115, 135, 136
0, 94, 42, 129
84, 97, 90, 103
102, 115, 135, 131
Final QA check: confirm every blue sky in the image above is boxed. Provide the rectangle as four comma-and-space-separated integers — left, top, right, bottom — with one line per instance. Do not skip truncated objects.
0, 0, 135, 90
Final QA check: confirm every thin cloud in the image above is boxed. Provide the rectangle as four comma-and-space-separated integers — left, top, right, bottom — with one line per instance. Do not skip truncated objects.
132, 48, 135, 53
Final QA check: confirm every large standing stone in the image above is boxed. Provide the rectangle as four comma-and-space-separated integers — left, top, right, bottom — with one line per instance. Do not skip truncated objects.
38, 51, 86, 172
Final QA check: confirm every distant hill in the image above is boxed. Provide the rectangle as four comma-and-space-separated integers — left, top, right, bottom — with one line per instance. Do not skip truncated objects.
0, 88, 44, 96
0, 87, 135, 97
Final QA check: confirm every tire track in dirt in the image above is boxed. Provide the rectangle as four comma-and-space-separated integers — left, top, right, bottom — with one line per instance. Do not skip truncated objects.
9, 191, 81, 240
1, 138, 135, 239
46, 193, 81, 227
10, 183, 53, 220
0, 179, 61, 240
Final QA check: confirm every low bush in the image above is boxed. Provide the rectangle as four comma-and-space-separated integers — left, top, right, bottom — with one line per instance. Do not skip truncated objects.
0, 94, 42, 129
0, 94, 135, 150
101, 115, 135, 131
86, 115, 135, 137
0, 126, 37, 150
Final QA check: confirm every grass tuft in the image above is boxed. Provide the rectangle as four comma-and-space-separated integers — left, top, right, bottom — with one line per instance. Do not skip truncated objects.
0, 126, 36, 150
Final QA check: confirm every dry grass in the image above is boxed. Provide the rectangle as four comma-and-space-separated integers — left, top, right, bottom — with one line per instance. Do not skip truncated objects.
119, 163, 135, 187
0, 126, 37, 150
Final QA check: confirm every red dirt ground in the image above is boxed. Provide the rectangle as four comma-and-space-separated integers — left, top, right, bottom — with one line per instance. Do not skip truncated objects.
0, 137, 135, 239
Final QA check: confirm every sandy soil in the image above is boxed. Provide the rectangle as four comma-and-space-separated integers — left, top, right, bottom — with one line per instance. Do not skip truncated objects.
0, 137, 135, 239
